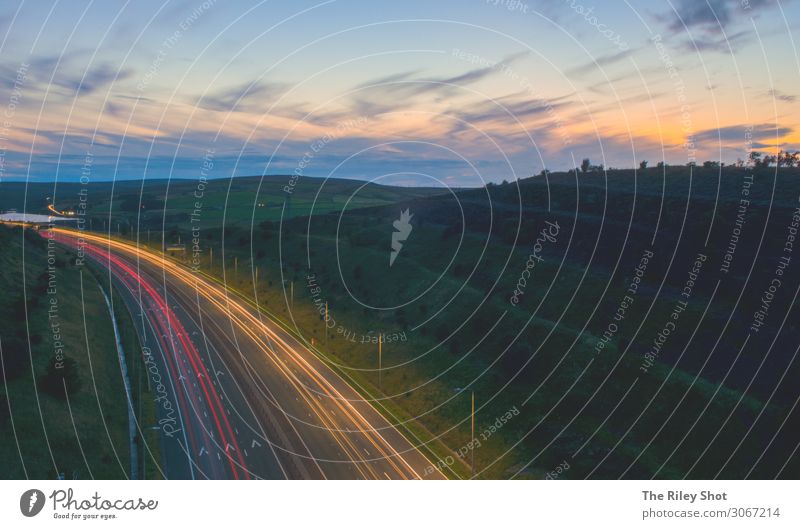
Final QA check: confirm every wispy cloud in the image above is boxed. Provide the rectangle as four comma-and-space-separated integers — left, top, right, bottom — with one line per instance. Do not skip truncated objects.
655, 0, 779, 52
683, 28, 751, 52
355, 51, 529, 103
766, 88, 797, 103
0, 55, 131, 98
449, 94, 572, 125
565, 48, 636, 78
694, 123, 793, 144
55, 63, 132, 96
193, 80, 288, 112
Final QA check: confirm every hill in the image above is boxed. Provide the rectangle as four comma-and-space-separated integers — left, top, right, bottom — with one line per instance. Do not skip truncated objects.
0, 225, 157, 478
0, 175, 451, 234
178, 165, 800, 478
6, 165, 799, 478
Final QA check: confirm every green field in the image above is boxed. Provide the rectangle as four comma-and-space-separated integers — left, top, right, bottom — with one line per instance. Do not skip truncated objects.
4, 166, 799, 479
0, 175, 450, 234
88, 165, 798, 479
0, 225, 159, 479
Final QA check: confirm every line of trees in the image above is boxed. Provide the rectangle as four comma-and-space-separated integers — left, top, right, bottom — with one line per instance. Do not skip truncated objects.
531, 151, 800, 181
633, 150, 800, 171
744, 150, 800, 168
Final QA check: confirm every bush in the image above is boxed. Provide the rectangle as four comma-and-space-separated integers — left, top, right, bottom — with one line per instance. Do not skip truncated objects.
23, 228, 46, 250
39, 355, 82, 399
498, 338, 530, 377
448, 339, 460, 356
434, 324, 450, 342
11, 294, 28, 320
0, 332, 29, 381
0, 393, 8, 426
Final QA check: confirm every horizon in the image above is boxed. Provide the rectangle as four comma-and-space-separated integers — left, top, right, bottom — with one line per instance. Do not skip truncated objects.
1, 157, 796, 189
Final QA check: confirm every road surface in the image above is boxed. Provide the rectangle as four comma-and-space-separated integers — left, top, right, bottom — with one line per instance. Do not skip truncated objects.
50, 228, 447, 480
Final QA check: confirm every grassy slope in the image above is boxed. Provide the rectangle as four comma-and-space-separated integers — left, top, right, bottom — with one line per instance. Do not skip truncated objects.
9, 166, 798, 479
0, 225, 157, 479
157, 166, 799, 479
0, 175, 449, 232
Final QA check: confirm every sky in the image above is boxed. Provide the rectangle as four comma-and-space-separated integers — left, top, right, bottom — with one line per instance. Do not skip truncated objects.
0, 0, 798, 186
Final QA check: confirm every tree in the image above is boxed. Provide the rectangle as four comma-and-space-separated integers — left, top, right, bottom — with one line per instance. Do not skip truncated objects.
39, 355, 82, 399
702, 160, 720, 168
0, 332, 29, 381
0, 393, 8, 427
580, 158, 591, 173
639, 160, 648, 170
749, 151, 762, 167
656, 161, 666, 169
499, 337, 530, 376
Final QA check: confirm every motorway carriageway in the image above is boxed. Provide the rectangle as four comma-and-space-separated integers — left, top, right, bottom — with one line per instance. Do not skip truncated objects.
49, 229, 447, 480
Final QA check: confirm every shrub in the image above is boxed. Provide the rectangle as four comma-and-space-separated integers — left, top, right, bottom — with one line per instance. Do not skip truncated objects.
0, 333, 29, 381
39, 355, 82, 399
0, 393, 8, 426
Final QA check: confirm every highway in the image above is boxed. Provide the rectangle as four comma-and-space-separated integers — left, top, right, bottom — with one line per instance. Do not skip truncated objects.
49, 228, 446, 480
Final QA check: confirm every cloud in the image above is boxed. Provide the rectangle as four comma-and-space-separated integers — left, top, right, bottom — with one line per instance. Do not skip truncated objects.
583, 65, 665, 94
0, 54, 131, 100
656, 0, 779, 52
354, 51, 528, 115
582, 90, 671, 116
693, 123, 793, 144
18, 126, 146, 152
683, 28, 751, 52
355, 70, 419, 90
437, 50, 529, 89
660, 0, 772, 33
449, 94, 572, 125
766, 88, 797, 103
54, 63, 132, 96
565, 48, 636, 78
194, 80, 287, 112
662, 0, 734, 33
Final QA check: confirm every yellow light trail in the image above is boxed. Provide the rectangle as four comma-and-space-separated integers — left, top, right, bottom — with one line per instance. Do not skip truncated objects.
53, 227, 445, 480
